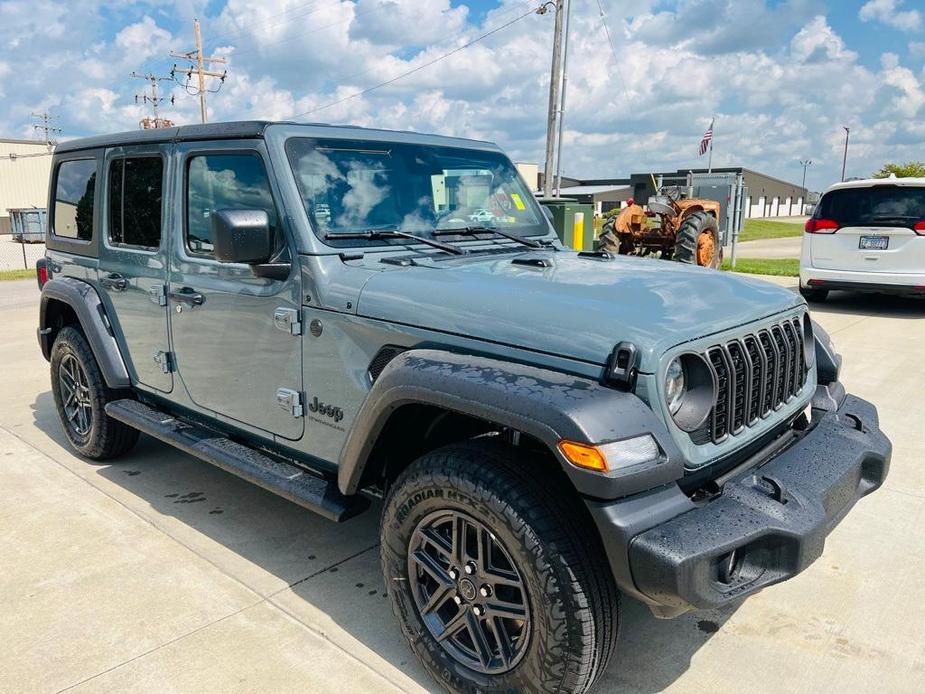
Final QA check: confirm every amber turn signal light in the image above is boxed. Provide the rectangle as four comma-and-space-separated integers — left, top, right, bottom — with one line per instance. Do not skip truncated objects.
558, 441, 608, 472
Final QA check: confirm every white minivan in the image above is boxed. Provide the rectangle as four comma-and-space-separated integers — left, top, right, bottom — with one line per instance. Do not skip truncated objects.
800, 176, 925, 301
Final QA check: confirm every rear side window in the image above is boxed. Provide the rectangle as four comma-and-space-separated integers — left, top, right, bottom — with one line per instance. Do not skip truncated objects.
816, 186, 925, 227
53, 159, 96, 240
109, 157, 164, 249
186, 153, 279, 256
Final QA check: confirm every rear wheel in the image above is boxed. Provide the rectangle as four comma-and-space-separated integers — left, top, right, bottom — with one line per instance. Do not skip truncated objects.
50, 326, 139, 459
381, 440, 620, 694
674, 211, 721, 268
800, 285, 829, 302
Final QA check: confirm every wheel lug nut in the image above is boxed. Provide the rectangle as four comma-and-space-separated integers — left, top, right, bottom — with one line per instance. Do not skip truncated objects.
449, 568, 458, 580
453, 595, 462, 605
479, 585, 492, 598
472, 605, 484, 617
464, 561, 476, 575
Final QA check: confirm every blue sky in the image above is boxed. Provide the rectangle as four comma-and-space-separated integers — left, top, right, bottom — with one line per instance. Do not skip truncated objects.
1, 0, 924, 192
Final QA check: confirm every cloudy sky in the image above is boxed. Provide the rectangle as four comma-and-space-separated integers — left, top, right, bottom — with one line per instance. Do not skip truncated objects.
1, 0, 923, 191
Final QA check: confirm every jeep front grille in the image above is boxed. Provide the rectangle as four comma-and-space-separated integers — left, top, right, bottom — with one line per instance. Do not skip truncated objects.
690, 315, 807, 445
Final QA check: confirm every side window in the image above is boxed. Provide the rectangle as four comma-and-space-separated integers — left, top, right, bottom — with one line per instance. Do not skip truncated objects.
109, 157, 164, 249
186, 153, 280, 256
53, 159, 96, 240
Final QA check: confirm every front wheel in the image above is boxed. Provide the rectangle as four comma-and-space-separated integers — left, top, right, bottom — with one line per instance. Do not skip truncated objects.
674, 211, 721, 268
381, 441, 619, 693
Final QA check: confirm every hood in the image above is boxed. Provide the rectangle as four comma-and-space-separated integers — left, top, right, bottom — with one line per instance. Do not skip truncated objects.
356, 251, 803, 373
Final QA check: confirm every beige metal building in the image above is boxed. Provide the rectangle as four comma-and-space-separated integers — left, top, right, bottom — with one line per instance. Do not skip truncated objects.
0, 138, 53, 234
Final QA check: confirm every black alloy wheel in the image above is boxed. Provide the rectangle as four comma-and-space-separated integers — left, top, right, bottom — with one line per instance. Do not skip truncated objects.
408, 509, 531, 674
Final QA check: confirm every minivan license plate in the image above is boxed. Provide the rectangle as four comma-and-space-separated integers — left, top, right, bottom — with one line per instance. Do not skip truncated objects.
859, 235, 889, 250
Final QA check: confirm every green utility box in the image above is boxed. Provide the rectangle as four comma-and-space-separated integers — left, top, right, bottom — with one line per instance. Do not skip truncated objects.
538, 198, 595, 251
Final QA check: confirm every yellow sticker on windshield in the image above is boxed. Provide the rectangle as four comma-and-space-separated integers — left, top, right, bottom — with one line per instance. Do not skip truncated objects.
511, 193, 526, 210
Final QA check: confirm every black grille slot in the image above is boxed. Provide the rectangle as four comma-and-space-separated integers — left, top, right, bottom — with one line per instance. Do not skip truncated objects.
693, 315, 807, 445
708, 348, 730, 441
368, 345, 406, 382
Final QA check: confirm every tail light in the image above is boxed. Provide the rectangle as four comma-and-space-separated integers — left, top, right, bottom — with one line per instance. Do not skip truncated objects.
36, 258, 49, 288
914, 221, 925, 235
805, 218, 839, 233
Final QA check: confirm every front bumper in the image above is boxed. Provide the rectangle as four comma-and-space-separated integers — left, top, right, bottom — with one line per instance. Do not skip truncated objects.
587, 391, 890, 617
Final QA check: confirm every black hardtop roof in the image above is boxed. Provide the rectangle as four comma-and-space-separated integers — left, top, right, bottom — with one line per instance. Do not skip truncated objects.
54, 120, 497, 154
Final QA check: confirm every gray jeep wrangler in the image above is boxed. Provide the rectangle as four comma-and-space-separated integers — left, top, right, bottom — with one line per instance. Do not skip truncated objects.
36, 121, 890, 693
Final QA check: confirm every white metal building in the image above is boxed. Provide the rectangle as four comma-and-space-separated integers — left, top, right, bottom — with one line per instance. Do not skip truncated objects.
0, 138, 53, 235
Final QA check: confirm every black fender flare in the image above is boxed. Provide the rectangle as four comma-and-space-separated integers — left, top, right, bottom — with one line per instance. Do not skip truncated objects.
337, 349, 684, 499
39, 277, 131, 389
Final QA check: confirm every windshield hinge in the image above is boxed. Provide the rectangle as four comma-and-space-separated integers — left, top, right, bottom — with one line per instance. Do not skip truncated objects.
274, 307, 302, 336
153, 349, 174, 374
276, 388, 304, 418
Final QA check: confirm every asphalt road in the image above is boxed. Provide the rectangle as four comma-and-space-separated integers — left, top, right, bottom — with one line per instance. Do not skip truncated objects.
1, 278, 924, 693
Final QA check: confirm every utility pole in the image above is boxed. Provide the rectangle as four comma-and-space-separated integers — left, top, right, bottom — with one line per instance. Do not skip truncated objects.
541, 1, 565, 198
799, 159, 813, 201
171, 18, 228, 123
840, 127, 850, 182
31, 111, 61, 146
553, 0, 572, 197
132, 72, 175, 129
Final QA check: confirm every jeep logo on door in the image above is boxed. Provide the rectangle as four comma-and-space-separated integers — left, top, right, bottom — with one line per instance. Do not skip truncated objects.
308, 396, 343, 422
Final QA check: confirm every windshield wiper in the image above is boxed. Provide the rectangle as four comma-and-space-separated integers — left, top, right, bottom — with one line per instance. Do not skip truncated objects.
324, 229, 466, 255
432, 225, 547, 249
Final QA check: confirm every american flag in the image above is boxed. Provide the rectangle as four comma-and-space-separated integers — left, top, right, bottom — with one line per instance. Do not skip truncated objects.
699, 118, 714, 156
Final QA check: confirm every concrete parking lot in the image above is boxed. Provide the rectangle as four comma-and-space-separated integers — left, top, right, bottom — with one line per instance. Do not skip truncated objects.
1, 277, 924, 693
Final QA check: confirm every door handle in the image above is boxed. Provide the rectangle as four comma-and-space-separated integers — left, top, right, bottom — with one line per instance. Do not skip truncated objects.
101, 273, 127, 291
169, 287, 205, 306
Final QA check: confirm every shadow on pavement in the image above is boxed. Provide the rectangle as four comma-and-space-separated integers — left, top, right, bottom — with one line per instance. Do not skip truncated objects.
805, 291, 925, 320
30, 390, 729, 692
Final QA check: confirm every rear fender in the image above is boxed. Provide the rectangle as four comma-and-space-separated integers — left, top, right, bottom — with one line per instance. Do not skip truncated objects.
39, 277, 130, 389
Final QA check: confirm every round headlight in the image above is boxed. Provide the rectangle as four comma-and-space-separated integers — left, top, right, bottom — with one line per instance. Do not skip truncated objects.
665, 357, 686, 415
665, 353, 717, 432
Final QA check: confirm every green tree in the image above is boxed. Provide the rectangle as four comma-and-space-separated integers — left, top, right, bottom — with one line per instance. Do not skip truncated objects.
873, 161, 925, 178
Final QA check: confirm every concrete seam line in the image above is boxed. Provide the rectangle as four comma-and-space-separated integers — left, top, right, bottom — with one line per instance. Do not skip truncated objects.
277, 543, 379, 593
0, 424, 266, 601
53, 597, 266, 693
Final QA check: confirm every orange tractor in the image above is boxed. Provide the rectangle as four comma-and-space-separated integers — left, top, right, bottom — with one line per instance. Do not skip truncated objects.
599, 190, 723, 268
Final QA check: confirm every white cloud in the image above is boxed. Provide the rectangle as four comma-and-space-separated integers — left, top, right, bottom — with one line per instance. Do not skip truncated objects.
115, 16, 173, 62
859, 0, 922, 32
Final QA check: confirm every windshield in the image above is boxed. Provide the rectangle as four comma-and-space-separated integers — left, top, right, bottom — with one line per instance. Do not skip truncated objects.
285, 137, 546, 245
816, 185, 925, 226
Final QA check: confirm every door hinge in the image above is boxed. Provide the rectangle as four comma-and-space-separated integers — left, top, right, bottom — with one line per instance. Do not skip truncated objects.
274, 307, 302, 336
276, 388, 304, 417
153, 350, 174, 374
149, 284, 167, 307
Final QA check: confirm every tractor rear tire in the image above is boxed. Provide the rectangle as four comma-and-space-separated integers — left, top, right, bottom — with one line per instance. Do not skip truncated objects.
674, 211, 721, 268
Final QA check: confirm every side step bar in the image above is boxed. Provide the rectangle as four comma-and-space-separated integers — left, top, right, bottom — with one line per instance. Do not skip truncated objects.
105, 399, 368, 522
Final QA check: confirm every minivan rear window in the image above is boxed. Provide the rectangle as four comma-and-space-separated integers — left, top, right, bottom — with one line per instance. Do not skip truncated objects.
53, 159, 96, 240
815, 185, 925, 227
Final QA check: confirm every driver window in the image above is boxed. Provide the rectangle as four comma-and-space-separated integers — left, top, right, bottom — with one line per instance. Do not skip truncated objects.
186, 153, 283, 257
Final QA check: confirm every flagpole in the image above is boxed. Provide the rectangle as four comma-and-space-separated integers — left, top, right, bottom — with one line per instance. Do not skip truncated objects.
707, 116, 714, 173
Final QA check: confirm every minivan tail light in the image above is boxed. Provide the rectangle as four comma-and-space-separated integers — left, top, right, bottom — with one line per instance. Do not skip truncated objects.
805, 218, 839, 233
914, 220, 925, 235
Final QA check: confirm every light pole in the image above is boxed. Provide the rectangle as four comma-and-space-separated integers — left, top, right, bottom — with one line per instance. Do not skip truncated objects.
799, 159, 813, 212
840, 127, 850, 182
540, 1, 564, 198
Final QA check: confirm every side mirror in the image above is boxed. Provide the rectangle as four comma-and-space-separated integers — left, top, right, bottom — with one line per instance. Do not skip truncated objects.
211, 209, 272, 264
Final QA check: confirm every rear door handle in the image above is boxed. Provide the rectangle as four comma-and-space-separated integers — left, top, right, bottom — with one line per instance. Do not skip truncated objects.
101, 273, 127, 291
169, 287, 205, 306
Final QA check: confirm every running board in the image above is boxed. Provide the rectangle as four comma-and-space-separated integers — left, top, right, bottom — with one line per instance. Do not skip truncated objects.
105, 399, 368, 522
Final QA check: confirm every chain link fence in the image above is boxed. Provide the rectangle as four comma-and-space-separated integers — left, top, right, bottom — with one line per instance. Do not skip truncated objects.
0, 231, 45, 272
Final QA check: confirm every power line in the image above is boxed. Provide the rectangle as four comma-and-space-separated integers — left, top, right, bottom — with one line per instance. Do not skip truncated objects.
170, 18, 228, 123
595, 0, 631, 109
289, 4, 545, 119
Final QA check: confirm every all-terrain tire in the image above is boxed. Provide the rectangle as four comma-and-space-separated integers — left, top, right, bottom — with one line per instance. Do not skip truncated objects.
674, 211, 721, 268
50, 326, 139, 460
381, 440, 620, 694
799, 285, 829, 302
